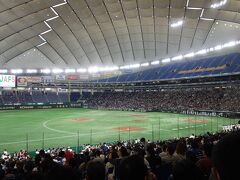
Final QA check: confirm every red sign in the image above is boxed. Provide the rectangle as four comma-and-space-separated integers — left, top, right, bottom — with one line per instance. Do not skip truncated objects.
67, 75, 78, 81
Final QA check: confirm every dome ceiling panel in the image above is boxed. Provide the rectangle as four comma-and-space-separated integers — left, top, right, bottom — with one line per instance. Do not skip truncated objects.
0, 0, 239, 68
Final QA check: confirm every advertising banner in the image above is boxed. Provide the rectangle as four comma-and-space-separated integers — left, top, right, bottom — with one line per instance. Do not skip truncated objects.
56, 74, 66, 81
0, 75, 16, 87
79, 74, 89, 80
67, 75, 78, 81
41, 76, 55, 83
17, 77, 28, 87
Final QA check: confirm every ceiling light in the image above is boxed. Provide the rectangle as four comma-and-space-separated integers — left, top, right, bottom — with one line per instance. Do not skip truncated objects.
151, 60, 160, 65
41, 69, 51, 74
40, 29, 52, 35
196, 49, 208, 55
65, 69, 76, 73
38, 35, 46, 42
11, 69, 23, 74
99, 66, 119, 72
37, 42, 47, 47
50, 7, 59, 16
44, 21, 52, 29
77, 68, 87, 73
88, 67, 99, 73
120, 66, 128, 70
162, 58, 171, 63
200, 9, 204, 17
52, 2, 67, 8
211, 0, 227, 8
209, 48, 214, 52
52, 69, 63, 74
129, 64, 140, 68
46, 16, 59, 22
171, 20, 183, 28
172, 55, 183, 61
187, 7, 202, 10
200, 17, 214, 21
214, 45, 222, 51
184, 52, 195, 58
140, 63, 149, 67
26, 69, 38, 73
222, 41, 236, 48
0, 69, 8, 73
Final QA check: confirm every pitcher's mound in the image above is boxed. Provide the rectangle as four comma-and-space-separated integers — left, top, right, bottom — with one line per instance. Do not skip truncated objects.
68, 117, 91, 123
113, 126, 145, 132
131, 119, 146, 122
128, 113, 145, 117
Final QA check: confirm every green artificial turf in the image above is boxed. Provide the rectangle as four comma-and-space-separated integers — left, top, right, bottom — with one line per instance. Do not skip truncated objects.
0, 108, 236, 153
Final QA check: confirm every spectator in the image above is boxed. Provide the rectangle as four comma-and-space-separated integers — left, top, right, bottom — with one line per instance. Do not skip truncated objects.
196, 143, 213, 178
211, 132, 240, 180
86, 160, 105, 180
119, 155, 148, 180
171, 160, 204, 180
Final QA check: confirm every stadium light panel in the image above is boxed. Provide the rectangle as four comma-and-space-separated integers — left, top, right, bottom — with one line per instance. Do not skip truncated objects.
120, 64, 140, 69
37, 42, 47, 47
88, 67, 99, 73
26, 69, 38, 73
129, 64, 140, 68
120, 65, 129, 69
151, 61, 160, 65
171, 20, 183, 28
200, 17, 214, 21
77, 68, 87, 73
0, 69, 8, 73
196, 49, 208, 55
38, 35, 46, 42
140, 63, 149, 67
40, 29, 52, 35
44, 21, 52, 29
187, 7, 202, 10
200, 9, 204, 17
11, 69, 23, 74
184, 52, 195, 58
52, 69, 63, 74
211, 0, 227, 8
209, 48, 214, 52
172, 55, 183, 61
222, 41, 236, 48
65, 69, 76, 73
214, 45, 222, 51
99, 66, 119, 72
162, 58, 171, 63
52, 2, 67, 8
46, 16, 59, 22
50, 7, 59, 16
41, 69, 51, 74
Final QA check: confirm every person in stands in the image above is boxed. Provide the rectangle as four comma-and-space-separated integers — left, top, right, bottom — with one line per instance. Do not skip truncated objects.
86, 160, 105, 180
211, 132, 240, 180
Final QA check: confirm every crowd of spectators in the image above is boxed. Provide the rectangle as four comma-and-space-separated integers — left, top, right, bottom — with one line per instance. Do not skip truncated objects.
0, 91, 69, 105
85, 88, 240, 112
1, 129, 239, 180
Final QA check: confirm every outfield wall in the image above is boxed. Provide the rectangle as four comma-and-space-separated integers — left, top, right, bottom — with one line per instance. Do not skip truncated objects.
0, 103, 82, 110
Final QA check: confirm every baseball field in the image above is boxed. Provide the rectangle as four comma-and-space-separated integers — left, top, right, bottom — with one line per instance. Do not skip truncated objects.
0, 108, 236, 153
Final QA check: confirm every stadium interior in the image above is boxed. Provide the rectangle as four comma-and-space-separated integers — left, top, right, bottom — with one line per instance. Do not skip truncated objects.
0, 0, 240, 180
